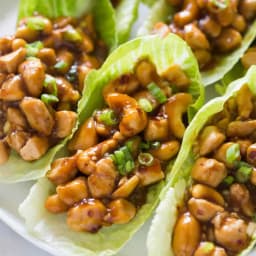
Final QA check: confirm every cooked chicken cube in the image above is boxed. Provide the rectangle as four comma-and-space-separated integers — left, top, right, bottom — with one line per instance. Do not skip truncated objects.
45, 194, 69, 214
6, 131, 29, 152
0, 140, 10, 164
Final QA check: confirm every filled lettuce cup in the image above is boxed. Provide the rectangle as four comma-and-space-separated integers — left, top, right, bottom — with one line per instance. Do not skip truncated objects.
0, 0, 116, 183
19, 34, 204, 256
147, 66, 256, 256
138, 0, 256, 86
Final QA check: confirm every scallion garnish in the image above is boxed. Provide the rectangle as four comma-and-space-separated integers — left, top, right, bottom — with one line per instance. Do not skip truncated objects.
26, 17, 46, 31
140, 141, 160, 150
235, 164, 253, 183
226, 143, 240, 165
223, 175, 234, 186
66, 65, 77, 83
111, 145, 135, 175
44, 74, 58, 96
63, 27, 82, 42
138, 98, 153, 112
41, 94, 59, 104
210, 0, 229, 9
138, 152, 154, 166
54, 60, 68, 72
147, 82, 167, 104
201, 242, 215, 253
26, 41, 44, 57
151, 141, 160, 149
98, 109, 118, 126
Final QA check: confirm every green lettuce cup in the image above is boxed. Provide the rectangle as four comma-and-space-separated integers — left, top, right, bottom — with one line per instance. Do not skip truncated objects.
19, 33, 204, 256
0, 0, 116, 183
138, 0, 256, 86
147, 66, 256, 256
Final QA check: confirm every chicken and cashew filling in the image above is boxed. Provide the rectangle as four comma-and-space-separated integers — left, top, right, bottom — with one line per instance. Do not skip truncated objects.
45, 60, 194, 233
172, 85, 256, 256
153, 0, 256, 70
0, 14, 107, 163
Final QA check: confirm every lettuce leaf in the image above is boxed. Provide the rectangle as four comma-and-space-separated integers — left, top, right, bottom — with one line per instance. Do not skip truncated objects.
0, 0, 116, 183
19, 34, 204, 256
147, 66, 256, 256
138, 0, 256, 86
115, 0, 140, 44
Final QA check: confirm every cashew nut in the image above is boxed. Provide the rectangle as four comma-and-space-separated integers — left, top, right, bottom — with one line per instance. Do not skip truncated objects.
164, 93, 192, 139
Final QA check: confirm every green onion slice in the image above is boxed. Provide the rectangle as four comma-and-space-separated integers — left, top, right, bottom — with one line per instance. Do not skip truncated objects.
147, 82, 167, 104
138, 98, 153, 112
226, 143, 240, 165
138, 152, 154, 166
99, 109, 118, 126
41, 94, 59, 104
151, 141, 160, 149
63, 27, 82, 42
44, 74, 58, 96
26, 17, 46, 31
236, 163, 253, 183
54, 60, 68, 72
201, 242, 215, 253
223, 175, 234, 186
26, 41, 44, 57
210, 0, 230, 9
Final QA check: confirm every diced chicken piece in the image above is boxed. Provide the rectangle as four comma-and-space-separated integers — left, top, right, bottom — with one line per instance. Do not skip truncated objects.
0, 48, 26, 73
56, 77, 80, 103
68, 117, 98, 151
105, 199, 136, 224
0, 75, 25, 101
0, 140, 10, 164
19, 58, 45, 97
54, 111, 77, 138
212, 212, 249, 252
137, 159, 164, 186
6, 131, 29, 152
88, 158, 118, 198
20, 97, 54, 136
47, 156, 77, 185
67, 199, 106, 232
191, 158, 227, 187
7, 108, 27, 129
19, 136, 49, 161
57, 177, 89, 206
144, 118, 169, 142
0, 36, 13, 55
227, 120, 256, 137
45, 194, 69, 214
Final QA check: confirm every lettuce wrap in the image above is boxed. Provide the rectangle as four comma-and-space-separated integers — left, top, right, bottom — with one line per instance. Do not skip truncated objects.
147, 66, 256, 256
0, 0, 116, 183
138, 0, 256, 86
19, 33, 204, 256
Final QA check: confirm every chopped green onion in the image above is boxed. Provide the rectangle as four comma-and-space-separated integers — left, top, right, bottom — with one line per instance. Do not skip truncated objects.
41, 94, 59, 104
138, 152, 154, 166
112, 145, 135, 175
236, 164, 253, 183
63, 27, 82, 42
26, 41, 44, 57
44, 74, 58, 96
125, 137, 140, 152
210, 0, 229, 9
151, 141, 160, 149
140, 141, 151, 150
138, 98, 153, 112
26, 17, 46, 31
147, 82, 167, 104
66, 65, 77, 83
223, 175, 234, 186
54, 60, 68, 72
201, 242, 215, 253
99, 109, 118, 126
226, 143, 240, 165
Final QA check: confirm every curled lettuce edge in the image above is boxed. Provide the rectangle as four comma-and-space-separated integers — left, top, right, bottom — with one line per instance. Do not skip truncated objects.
19, 34, 204, 256
0, 0, 116, 183
147, 65, 256, 256
137, 0, 256, 86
